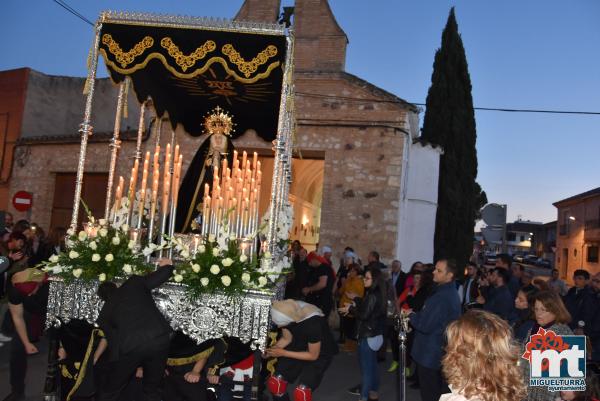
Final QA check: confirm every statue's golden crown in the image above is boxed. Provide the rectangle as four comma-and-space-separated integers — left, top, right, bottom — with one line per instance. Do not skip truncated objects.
203, 106, 234, 136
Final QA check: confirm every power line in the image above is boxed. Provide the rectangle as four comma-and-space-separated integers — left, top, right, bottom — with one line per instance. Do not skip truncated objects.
295, 92, 600, 116
52, 0, 94, 26
41, 3, 600, 117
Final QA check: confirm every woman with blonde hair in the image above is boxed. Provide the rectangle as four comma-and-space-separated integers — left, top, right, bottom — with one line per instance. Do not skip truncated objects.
440, 309, 527, 401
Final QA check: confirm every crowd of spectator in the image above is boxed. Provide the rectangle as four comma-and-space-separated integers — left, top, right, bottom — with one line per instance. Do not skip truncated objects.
2, 213, 600, 401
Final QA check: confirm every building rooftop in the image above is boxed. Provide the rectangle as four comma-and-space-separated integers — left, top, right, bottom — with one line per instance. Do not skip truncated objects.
553, 187, 600, 207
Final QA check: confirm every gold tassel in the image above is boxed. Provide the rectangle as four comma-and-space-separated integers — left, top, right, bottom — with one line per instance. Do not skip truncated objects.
122, 78, 130, 118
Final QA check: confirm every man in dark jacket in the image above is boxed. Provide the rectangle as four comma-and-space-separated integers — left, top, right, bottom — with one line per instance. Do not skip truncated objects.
408, 259, 461, 401
96, 258, 174, 401
496, 253, 519, 297
563, 269, 592, 330
365, 251, 386, 273
476, 267, 514, 321
584, 272, 600, 362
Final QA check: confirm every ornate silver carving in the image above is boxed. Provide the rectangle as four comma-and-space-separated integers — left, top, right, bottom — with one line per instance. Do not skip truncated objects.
267, 31, 295, 254
99, 10, 286, 35
104, 80, 126, 220
71, 22, 103, 230
46, 278, 284, 350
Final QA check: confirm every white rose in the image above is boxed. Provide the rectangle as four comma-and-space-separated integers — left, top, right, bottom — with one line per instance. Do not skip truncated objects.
89, 241, 97, 250
192, 264, 201, 273
123, 264, 133, 274
78, 231, 87, 241
52, 266, 64, 274
98, 273, 106, 282
174, 274, 184, 283
212, 247, 220, 257
99, 228, 108, 237
67, 228, 75, 236
258, 276, 268, 287
92, 253, 101, 262
200, 277, 209, 286
208, 234, 216, 243
222, 258, 234, 267
128, 240, 136, 250
198, 245, 206, 254
239, 254, 248, 263
263, 251, 272, 259
121, 223, 129, 232
242, 273, 251, 283
229, 235, 237, 242
49, 254, 59, 263
98, 219, 107, 226
111, 237, 120, 245
180, 250, 190, 259
221, 275, 231, 287
210, 265, 220, 275
105, 254, 114, 262
72, 268, 83, 278
69, 250, 79, 259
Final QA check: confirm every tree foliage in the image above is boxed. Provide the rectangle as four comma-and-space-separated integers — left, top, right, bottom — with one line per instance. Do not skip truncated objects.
421, 8, 487, 269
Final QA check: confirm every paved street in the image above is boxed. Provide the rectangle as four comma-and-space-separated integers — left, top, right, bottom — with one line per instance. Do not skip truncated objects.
0, 336, 422, 401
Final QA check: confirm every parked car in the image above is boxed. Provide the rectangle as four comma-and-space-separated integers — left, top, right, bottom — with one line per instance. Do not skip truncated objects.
513, 254, 525, 263
484, 252, 497, 265
523, 255, 538, 265
535, 258, 552, 268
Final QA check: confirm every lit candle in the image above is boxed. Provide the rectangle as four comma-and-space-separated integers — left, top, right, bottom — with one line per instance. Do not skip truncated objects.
221, 158, 228, 183
233, 155, 239, 172
192, 234, 201, 255
150, 178, 159, 217
252, 152, 258, 173
151, 147, 160, 218
128, 159, 139, 208
162, 143, 171, 215
172, 154, 183, 206
241, 151, 247, 172
138, 152, 150, 223
114, 176, 124, 212
213, 167, 219, 193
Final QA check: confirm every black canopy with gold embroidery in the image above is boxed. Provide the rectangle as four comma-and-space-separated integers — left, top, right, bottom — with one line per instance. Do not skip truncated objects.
99, 21, 287, 140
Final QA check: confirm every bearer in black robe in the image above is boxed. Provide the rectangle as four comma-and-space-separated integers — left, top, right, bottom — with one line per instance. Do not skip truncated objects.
175, 106, 236, 233
163, 332, 216, 401
57, 320, 106, 401
95, 258, 174, 401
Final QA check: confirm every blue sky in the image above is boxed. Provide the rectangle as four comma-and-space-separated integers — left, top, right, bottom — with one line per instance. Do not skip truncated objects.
2, 0, 599, 224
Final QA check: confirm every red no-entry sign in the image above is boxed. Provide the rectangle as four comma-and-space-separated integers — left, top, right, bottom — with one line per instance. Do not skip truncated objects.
12, 191, 33, 212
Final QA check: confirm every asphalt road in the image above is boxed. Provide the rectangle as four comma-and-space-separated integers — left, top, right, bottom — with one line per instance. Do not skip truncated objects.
0, 335, 422, 401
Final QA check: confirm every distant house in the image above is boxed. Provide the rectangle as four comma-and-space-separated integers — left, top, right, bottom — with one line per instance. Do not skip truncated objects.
505, 220, 542, 255
553, 187, 600, 280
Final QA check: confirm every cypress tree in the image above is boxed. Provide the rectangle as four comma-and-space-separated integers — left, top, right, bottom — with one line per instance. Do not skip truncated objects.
421, 8, 487, 269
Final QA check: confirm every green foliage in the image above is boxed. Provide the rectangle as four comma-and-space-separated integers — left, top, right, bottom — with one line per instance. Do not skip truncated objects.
421, 8, 487, 268
171, 236, 270, 300
41, 222, 152, 283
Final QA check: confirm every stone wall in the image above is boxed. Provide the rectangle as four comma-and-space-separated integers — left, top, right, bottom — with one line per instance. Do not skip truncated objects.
7, 0, 419, 264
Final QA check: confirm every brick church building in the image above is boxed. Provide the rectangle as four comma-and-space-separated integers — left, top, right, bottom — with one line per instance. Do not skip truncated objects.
0, 0, 442, 268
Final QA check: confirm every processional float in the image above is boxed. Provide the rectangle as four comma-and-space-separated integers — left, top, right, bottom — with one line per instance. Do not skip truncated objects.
43, 10, 295, 401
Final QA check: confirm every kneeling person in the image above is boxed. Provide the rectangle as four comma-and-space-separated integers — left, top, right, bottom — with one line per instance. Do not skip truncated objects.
266, 300, 337, 401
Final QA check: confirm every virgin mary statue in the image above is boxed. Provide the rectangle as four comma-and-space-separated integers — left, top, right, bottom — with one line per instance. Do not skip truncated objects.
175, 106, 235, 233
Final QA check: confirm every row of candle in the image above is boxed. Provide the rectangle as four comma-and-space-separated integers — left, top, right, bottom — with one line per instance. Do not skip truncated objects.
113, 143, 183, 231
201, 150, 262, 241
